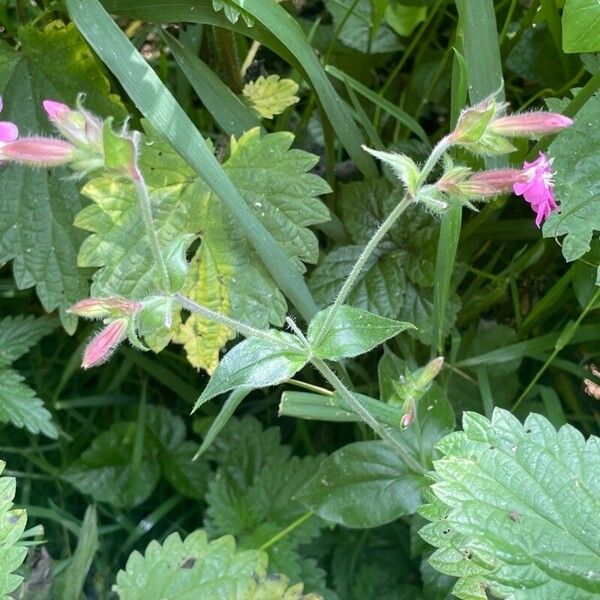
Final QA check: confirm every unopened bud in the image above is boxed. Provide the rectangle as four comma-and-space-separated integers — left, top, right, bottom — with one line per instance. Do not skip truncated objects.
440, 168, 527, 199
450, 96, 505, 145
401, 405, 414, 429
415, 357, 445, 389
490, 112, 573, 138
69, 297, 142, 319
43, 97, 103, 150
0, 137, 75, 166
82, 319, 128, 369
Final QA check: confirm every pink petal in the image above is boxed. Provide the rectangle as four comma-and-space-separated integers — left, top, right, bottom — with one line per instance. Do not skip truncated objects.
43, 99, 70, 120
0, 122, 18, 142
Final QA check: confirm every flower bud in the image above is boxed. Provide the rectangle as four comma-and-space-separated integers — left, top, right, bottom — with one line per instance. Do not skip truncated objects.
415, 356, 445, 389
82, 318, 128, 369
450, 96, 506, 145
440, 168, 527, 199
490, 112, 573, 137
0, 138, 76, 166
69, 297, 142, 319
43, 98, 103, 150
401, 403, 414, 429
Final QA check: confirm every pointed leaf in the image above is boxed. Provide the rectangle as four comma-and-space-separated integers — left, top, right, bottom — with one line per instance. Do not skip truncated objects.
193, 333, 309, 411
0, 316, 54, 367
307, 305, 415, 361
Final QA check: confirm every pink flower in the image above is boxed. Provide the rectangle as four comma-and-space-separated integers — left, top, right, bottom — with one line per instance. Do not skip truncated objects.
491, 112, 573, 137
0, 96, 19, 144
513, 152, 558, 227
82, 319, 128, 369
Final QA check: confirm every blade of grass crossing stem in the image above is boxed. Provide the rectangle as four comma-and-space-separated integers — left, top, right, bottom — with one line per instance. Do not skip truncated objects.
67, 0, 319, 321
103, 0, 376, 178
160, 30, 260, 137
431, 50, 467, 356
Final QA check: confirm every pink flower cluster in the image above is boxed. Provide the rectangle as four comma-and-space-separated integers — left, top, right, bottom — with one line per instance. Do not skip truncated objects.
0, 97, 75, 166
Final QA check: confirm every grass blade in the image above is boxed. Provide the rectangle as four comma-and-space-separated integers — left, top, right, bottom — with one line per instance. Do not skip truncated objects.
67, 0, 319, 321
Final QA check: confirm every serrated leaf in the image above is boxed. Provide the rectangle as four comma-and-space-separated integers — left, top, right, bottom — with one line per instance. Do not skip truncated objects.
0, 461, 27, 598
193, 333, 309, 411
544, 92, 600, 268
562, 0, 600, 53
243, 75, 300, 119
75, 125, 206, 300
63, 422, 160, 508
0, 316, 54, 367
177, 127, 330, 371
212, 0, 254, 26
0, 23, 126, 314
0, 369, 58, 439
297, 440, 425, 529
114, 530, 264, 599
307, 305, 415, 361
419, 408, 600, 599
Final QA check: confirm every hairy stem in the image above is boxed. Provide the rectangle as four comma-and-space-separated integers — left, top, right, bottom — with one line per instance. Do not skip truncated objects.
174, 292, 293, 348
311, 357, 426, 474
131, 169, 171, 293
416, 135, 452, 188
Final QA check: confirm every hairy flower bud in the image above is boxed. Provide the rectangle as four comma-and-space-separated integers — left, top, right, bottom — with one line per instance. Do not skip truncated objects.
82, 319, 128, 369
43, 97, 103, 150
490, 112, 573, 137
0, 137, 76, 166
439, 168, 528, 199
69, 297, 142, 319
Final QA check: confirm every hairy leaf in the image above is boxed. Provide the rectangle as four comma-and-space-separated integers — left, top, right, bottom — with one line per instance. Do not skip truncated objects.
419, 408, 600, 599
0, 316, 54, 367
0, 23, 125, 318
0, 370, 58, 439
0, 461, 27, 598
544, 91, 600, 274
243, 75, 300, 119
193, 333, 309, 411
308, 305, 415, 361
113, 529, 320, 599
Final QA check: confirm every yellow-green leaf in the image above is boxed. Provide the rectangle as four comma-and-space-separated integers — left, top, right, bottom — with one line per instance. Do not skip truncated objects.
243, 75, 300, 119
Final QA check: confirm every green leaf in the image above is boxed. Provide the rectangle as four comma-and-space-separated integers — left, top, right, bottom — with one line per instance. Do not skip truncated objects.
563, 0, 600, 53
0, 316, 54, 367
0, 23, 125, 315
385, 3, 427, 37
419, 408, 600, 599
0, 369, 58, 439
113, 530, 264, 599
325, 0, 402, 53
54, 505, 99, 600
243, 75, 300, 119
307, 305, 415, 361
75, 125, 205, 300
193, 333, 309, 411
0, 461, 27, 598
297, 441, 425, 528
177, 128, 330, 371
544, 91, 600, 265
63, 422, 160, 508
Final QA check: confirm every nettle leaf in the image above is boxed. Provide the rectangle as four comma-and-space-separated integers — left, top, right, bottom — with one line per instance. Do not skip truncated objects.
205, 417, 330, 596
325, 0, 402, 53
562, 0, 600, 53
0, 370, 58, 439
193, 333, 309, 412
176, 127, 330, 372
0, 461, 28, 598
243, 75, 300, 119
297, 441, 425, 529
307, 305, 415, 361
75, 125, 206, 300
0, 23, 126, 319
544, 91, 600, 273
113, 530, 321, 600
64, 406, 209, 506
419, 408, 600, 600
0, 316, 57, 438
310, 179, 455, 343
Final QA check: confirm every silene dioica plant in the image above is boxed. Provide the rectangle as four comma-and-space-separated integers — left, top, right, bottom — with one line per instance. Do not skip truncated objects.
2, 3, 600, 598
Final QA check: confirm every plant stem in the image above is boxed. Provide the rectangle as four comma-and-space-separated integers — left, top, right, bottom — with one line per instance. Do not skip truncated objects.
131, 169, 171, 293
259, 511, 315, 551
174, 292, 293, 349
313, 193, 413, 345
416, 135, 452, 187
311, 357, 426, 474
